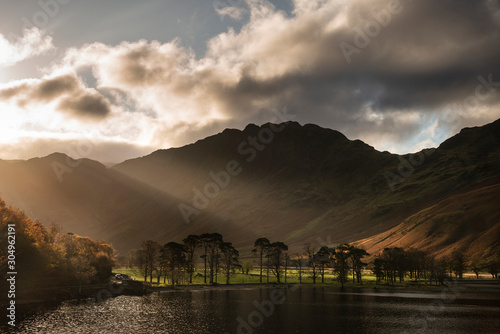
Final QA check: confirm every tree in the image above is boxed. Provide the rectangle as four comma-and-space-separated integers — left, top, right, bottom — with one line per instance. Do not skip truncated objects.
220, 242, 239, 285
126, 249, 138, 269
486, 255, 500, 279
333, 244, 351, 288
372, 257, 384, 284
268, 242, 288, 283
470, 258, 484, 279
316, 246, 332, 284
242, 260, 253, 275
284, 254, 289, 283
199, 233, 212, 284
381, 247, 406, 284
163, 242, 187, 287
304, 243, 318, 284
136, 248, 149, 281
451, 250, 466, 279
140, 240, 162, 282
69, 255, 97, 294
350, 247, 369, 284
92, 251, 114, 281
207, 233, 223, 284
183, 235, 200, 284
292, 253, 306, 283
252, 238, 270, 283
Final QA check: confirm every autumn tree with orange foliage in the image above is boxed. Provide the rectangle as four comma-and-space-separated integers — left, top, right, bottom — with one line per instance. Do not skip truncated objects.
0, 198, 117, 298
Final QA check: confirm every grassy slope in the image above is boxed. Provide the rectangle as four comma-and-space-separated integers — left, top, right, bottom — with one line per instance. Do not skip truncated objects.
355, 182, 500, 259
0, 120, 498, 257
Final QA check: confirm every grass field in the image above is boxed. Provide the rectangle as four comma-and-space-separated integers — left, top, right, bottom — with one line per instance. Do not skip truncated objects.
112, 267, 492, 288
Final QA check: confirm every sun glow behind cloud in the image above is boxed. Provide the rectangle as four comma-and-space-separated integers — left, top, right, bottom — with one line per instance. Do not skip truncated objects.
0, 28, 53, 67
1, 0, 500, 162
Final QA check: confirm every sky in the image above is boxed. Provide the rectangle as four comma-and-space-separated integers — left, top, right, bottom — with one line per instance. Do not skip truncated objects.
1, 0, 500, 164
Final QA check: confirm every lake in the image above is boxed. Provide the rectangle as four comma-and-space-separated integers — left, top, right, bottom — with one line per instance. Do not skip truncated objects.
4, 285, 500, 333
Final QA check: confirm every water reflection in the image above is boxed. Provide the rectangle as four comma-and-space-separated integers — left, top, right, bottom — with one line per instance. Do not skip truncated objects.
4, 286, 499, 333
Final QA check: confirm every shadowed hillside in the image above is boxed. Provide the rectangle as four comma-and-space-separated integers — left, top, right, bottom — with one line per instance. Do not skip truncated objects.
0, 119, 499, 257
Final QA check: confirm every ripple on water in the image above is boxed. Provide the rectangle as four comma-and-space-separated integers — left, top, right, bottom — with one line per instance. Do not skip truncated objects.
5, 287, 500, 334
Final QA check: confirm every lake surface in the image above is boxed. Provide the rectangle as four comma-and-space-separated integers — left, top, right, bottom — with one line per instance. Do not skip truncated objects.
5, 286, 500, 333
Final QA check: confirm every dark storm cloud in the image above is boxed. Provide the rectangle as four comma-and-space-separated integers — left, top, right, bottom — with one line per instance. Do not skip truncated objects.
58, 91, 112, 119
0, 73, 112, 120
6, 0, 499, 155
34, 74, 80, 102
198, 0, 500, 147
233, 0, 500, 113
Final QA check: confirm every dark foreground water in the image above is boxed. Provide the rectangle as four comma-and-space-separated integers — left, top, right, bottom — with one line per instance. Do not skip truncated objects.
5, 286, 500, 334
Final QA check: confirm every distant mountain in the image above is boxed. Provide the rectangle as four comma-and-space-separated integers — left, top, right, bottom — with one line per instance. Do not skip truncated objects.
1, 119, 499, 258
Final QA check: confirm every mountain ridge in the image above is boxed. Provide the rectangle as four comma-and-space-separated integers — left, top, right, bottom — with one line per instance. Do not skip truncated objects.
0, 119, 498, 258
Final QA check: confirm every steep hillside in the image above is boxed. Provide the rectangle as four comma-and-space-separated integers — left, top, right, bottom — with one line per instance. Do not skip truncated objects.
355, 181, 500, 259
0, 154, 253, 253
0, 119, 499, 256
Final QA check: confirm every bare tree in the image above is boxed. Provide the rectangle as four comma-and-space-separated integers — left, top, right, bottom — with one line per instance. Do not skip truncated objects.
140, 240, 161, 283
304, 243, 318, 284
292, 253, 306, 283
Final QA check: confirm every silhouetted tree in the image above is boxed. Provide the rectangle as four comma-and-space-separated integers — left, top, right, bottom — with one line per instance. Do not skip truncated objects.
183, 235, 200, 283
220, 242, 239, 285
486, 255, 500, 279
199, 233, 212, 283
163, 242, 187, 287
350, 247, 369, 284
206, 233, 223, 284
333, 244, 351, 288
381, 247, 406, 284
304, 243, 318, 284
252, 238, 270, 283
140, 240, 162, 283
372, 257, 384, 284
268, 242, 288, 283
292, 253, 306, 283
451, 250, 466, 279
316, 246, 332, 284
470, 258, 484, 279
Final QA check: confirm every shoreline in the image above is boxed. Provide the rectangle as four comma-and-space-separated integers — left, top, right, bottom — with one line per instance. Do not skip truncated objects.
2, 280, 498, 327
149, 279, 500, 294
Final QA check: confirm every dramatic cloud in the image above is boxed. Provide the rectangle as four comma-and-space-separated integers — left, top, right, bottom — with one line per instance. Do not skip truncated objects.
2, 0, 500, 161
0, 72, 111, 119
0, 28, 54, 67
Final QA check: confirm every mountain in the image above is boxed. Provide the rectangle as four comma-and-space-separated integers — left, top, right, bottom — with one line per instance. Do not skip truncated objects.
0, 119, 499, 258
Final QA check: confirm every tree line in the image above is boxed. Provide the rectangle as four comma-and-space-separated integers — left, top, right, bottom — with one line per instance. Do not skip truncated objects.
0, 198, 116, 296
128, 233, 239, 286
372, 247, 500, 284
129, 235, 370, 287
129, 232, 500, 287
